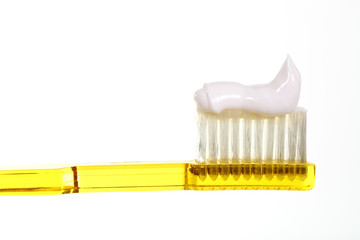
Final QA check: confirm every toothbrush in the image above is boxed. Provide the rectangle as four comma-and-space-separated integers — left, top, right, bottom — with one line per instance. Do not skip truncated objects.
0, 56, 315, 195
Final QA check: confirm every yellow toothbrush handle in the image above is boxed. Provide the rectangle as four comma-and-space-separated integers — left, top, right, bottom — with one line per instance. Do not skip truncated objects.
0, 162, 315, 195
0, 162, 188, 195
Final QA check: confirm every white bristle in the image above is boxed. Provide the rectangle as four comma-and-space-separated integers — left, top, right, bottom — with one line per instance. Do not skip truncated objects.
196, 109, 307, 164
242, 115, 252, 163
219, 114, 229, 163
197, 111, 207, 163
231, 112, 240, 163
252, 114, 263, 162
208, 113, 218, 163
274, 115, 285, 163
264, 117, 275, 163
287, 113, 297, 163
296, 109, 307, 163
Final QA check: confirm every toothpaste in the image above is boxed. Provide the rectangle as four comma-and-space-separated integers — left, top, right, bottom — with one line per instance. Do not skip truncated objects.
194, 55, 301, 115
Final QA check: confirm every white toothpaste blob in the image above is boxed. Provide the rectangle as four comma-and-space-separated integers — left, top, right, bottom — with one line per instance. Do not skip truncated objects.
194, 55, 301, 115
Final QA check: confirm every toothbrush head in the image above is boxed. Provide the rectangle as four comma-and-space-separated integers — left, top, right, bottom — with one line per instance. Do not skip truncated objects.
190, 56, 315, 190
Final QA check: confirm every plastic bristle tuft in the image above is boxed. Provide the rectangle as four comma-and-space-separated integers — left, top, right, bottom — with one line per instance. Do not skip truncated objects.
196, 108, 307, 165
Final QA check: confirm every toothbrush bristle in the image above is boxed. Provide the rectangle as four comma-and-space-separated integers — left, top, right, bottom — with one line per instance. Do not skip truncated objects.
197, 108, 307, 164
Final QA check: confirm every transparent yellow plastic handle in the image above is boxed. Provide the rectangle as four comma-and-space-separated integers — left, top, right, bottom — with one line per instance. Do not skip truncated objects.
0, 162, 315, 195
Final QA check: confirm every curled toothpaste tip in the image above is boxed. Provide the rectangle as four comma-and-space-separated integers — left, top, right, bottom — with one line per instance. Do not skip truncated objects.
194, 55, 301, 115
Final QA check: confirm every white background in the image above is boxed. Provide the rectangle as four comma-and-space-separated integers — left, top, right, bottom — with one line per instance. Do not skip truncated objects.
0, 0, 359, 239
